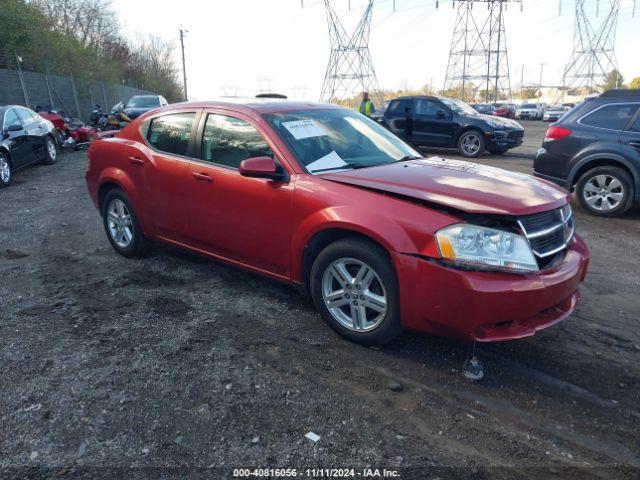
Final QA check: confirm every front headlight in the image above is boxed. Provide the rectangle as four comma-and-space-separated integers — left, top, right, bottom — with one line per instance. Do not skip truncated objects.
436, 224, 538, 273
485, 119, 505, 128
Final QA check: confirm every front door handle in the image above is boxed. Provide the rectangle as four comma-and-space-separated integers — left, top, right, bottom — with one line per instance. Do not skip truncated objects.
192, 172, 213, 182
629, 140, 640, 148
128, 156, 144, 166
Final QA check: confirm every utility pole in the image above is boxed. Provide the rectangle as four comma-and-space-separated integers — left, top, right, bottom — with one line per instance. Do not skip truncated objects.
179, 28, 188, 101
538, 63, 545, 103
520, 64, 524, 99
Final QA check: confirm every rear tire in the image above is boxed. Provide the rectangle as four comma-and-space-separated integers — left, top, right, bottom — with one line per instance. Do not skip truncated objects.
310, 238, 402, 346
0, 153, 12, 188
576, 166, 634, 217
42, 136, 58, 165
101, 189, 151, 257
458, 130, 485, 158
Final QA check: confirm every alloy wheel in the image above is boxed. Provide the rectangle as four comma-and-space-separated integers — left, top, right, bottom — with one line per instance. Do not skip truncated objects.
47, 138, 57, 161
0, 157, 10, 183
582, 174, 624, 212
106, 198, 134, 248
321, 258, 387, 332
461, 134, 481, 156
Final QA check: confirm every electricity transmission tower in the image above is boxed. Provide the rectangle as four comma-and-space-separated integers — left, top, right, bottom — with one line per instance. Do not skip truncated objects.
443, 0, 520, 102
320, 0, 381, 106
562, 0, 621, 92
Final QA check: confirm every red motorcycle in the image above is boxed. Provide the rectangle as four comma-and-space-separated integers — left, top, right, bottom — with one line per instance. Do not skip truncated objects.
35, 107, 99, 150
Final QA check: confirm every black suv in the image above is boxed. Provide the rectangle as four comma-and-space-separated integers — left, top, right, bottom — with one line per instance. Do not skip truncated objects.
381, 96, 524, 158
534, 90, 640, 216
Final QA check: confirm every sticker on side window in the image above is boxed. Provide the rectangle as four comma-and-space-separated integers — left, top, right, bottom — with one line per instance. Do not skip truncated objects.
282, 119, 328, 140
306, 151, 347, 173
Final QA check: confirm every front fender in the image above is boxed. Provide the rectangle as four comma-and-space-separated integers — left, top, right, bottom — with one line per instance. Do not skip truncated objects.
290, 205, 427, 282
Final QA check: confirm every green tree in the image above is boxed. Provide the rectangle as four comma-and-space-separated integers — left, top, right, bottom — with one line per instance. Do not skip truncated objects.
629, 77, 640, 89
600, 69, 625, 91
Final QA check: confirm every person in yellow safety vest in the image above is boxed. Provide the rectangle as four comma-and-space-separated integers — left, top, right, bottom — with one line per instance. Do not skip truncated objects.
359, 92, 376, 117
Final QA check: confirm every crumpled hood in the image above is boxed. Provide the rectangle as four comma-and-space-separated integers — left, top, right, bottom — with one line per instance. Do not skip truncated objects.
320, 157, 568, 216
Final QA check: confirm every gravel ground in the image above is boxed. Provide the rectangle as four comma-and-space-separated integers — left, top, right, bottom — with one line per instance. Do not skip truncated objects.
1, 121, 639, 480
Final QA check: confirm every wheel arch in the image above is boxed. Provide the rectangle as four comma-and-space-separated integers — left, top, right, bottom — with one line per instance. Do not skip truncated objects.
568, 155, 638, 189
455, 125, 486, 144
299, 227, 393, 295
0, 146, 11, 163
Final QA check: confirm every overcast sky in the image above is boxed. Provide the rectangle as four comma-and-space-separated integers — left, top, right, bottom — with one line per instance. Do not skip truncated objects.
112, 0, 639, 100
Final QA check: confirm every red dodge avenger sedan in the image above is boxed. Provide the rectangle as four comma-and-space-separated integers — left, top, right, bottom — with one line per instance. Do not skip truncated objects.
86, 100, 589, 345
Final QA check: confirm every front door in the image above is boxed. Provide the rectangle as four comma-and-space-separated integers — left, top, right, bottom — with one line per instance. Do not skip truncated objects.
185, 112, 294, 277
620, 109, 640, 172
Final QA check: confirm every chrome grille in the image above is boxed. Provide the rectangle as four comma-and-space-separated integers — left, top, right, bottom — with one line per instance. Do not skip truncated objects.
518, 205, 574, 259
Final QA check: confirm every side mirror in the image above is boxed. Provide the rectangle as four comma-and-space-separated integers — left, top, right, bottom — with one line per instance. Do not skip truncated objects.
436, 109, 447, 119
6, 124, 22, 132
239, 156, 287, 182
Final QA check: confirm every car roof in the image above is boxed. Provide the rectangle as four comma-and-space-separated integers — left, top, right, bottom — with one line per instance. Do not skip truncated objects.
154, 99, 345, 115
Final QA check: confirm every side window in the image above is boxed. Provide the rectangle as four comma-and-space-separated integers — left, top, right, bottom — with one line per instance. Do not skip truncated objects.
16, 108, 35, 125
201, 114, 274, 169
415, 99, 441, 117
4, 109, 22, 130
581, 104, 638, 131
147, 112, 195, 156
387, 100, 411, 115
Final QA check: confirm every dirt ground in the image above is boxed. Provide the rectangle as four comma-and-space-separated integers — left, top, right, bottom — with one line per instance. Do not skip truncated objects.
1, 120, 639, 480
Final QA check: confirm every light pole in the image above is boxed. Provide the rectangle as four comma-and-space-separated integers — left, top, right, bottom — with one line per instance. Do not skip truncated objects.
538, 63, 545, 104
179, 28, 188, 101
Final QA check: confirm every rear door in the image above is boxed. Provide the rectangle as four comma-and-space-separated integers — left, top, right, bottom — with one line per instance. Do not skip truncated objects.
15, 107, 45, 161
619, 104, 640, 173
412, 98, 454, 147
2, 109, 31, 168
137, 110, 200, 241
383, 99, 413, 142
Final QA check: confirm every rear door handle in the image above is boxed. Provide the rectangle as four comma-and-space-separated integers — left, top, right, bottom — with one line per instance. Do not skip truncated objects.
629, 140, 640, 148
128, 156, 144, 165
192, 172, 213, 182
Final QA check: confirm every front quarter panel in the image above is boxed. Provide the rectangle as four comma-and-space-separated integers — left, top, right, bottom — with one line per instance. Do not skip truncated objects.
290, 176, 460, 282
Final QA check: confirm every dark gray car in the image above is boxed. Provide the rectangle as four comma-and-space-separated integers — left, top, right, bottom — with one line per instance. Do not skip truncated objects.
123, 95, 168, 120
534, 90, 640, 217
0, 105, 58, 188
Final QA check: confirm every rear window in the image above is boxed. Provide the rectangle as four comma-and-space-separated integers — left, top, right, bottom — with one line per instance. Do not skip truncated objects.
580, 104, 638, 131
147, 112, 195, 156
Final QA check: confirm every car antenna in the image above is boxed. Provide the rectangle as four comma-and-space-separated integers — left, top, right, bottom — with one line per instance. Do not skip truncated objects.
462, 341, 484, 381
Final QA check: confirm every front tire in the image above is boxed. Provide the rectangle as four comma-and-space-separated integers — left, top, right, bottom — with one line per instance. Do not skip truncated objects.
576, 166, 635, 217
458, 130, 485, 158
42, 136, 58, 165
0, 154, 12, 188
101, 189, 151, 257
310, 238, 401, 346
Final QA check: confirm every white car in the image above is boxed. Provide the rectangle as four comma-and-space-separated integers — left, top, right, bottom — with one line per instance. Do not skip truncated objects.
515, 103, 544, 120
543, 105, 570, 122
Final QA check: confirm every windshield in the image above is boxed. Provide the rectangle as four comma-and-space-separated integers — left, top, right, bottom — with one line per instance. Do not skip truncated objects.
126, 96, 159, 108
265, 109, 421, 174
440, 98, 477, 115
548, 105, 564, 111
521, 104, 537, 109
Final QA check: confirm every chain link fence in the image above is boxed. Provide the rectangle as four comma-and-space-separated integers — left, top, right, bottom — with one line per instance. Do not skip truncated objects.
0, 66, 155, 121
